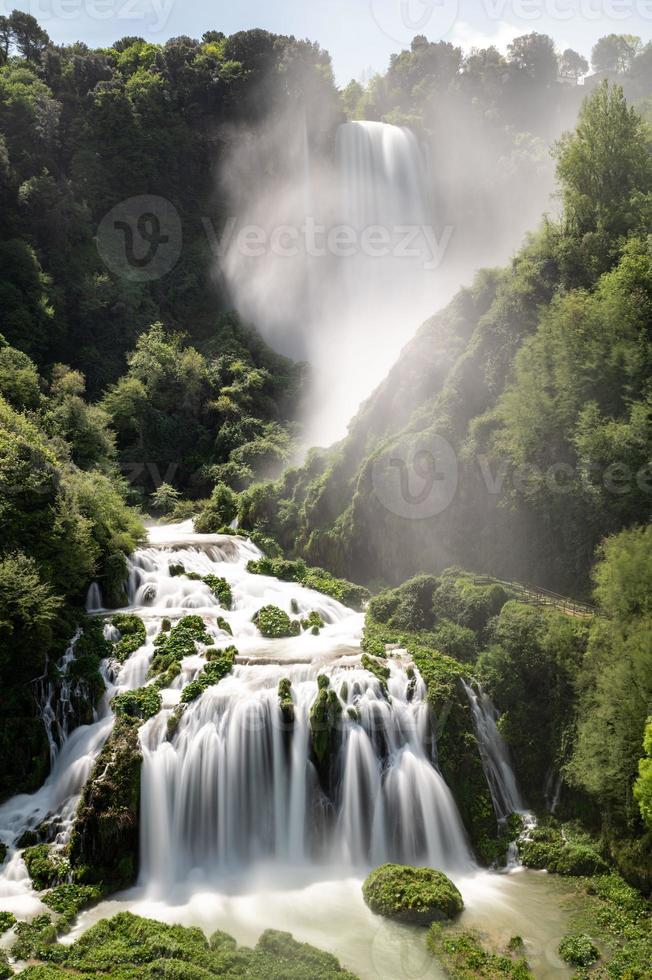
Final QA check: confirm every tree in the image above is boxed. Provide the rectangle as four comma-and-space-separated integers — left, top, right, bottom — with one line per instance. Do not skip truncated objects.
151, 482, 180, 514
591, 34, 641, 75
559, 49, 588, 82
507, 33, 558, 86
0, 16, 10, 65
7, 10, 50, 62
634, 718, 652, 829
554, 81, 652, 238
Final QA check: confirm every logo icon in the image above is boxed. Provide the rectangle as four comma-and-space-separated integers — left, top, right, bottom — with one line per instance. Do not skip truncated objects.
371, 432, 458, 519
96, 195, 182, 281
369, 0, 460, 46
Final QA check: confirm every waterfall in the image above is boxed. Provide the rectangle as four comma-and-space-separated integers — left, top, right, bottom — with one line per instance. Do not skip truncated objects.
462, 681, 525, 821
133, 522, 473, 893
85, 582, 104, 612
336, 121, 431, 233
1, 520, 475, 917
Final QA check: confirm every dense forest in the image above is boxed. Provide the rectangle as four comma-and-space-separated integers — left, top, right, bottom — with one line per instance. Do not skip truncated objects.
0, 9, 651, 980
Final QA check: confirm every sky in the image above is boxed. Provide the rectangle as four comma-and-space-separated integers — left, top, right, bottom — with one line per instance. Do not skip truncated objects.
5, 0, 652, 84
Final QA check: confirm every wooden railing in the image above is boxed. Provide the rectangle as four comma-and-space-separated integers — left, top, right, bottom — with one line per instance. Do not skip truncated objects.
472, 576, 597, 618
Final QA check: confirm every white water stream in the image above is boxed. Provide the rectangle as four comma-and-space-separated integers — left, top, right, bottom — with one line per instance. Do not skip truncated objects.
0, 523, 573, 977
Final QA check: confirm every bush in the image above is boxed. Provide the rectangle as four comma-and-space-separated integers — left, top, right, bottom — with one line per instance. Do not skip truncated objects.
558, 934, 599, 967
23, 845, 69, 891
111, 686, 161, 722
111, 614, 146, 663
194, 483, 238, 533
362, 864, 463, 925
180, 649, 236, 703
427, 926, 533, 979
0, 911, 16, 934
203, 574, 232, 609
253, 605, 300, 639
247, 556, 368, 610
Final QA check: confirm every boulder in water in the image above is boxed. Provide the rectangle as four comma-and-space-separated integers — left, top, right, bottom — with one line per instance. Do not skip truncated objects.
362, 863, 463, 925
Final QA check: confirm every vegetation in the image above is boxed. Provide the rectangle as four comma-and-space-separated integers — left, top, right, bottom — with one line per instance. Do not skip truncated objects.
111, 686, 162, 722
11, 911, 358, 979
426, 927, 533, 979
111, 614, 146, 663
253, 605, 300, 639
180, 648, 237, 703
69, 717, 142, 890
362, 864, 463, 925
558, 933, 600, 967
149, 615, 213, 684
246, 555, 368, 610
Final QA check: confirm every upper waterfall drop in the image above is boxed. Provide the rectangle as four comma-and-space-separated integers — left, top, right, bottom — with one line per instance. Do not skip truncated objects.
336, 121, 431, 231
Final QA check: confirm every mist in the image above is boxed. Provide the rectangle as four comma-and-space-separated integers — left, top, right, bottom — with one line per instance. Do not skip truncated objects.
216, 42, 582, 447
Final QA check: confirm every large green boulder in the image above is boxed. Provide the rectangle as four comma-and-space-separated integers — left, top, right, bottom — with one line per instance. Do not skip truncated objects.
362, 863, 463, 925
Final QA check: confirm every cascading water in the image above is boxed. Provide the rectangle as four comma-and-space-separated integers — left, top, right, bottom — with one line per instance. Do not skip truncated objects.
462, 680, 524, 822
126, 522, 472, 895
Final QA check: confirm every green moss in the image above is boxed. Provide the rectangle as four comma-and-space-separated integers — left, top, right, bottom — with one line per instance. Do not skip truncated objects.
202, 574, 232, 609
11, 914, 58, 962
215, 616, 232, 635
42, 883, 103, 926
247, 557, 369, 611
253, 605, 300, 639
520, 827, 609, 876
301, 611, 325, 634
69, 717, 142, 891
278, 678, 294, 724
0, 910, 16, 934
111, 614, 146, 664
0, 953, 9, 980
360, 653, 390, 693
111, 686, 161, 722
362, 864, 463, 925
426, 926, 533, 979
310, 677, 343, 777
558, 933, 599, 967
180, 649, 236, 704
168, 562, 185, 577
13, 911, 358, 979
166, 705, 185, 741
161, 618, 171, 632
149, 616, 213, 679
23, 844, 69, 891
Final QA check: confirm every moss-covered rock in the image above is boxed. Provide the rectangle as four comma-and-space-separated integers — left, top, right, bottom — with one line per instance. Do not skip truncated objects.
247, 556, 369, 611
558, 933, 599, 967
69, 717, 142, 890
362, 863, 463, 925
111, 685, 161, 722
202, 574, 232, 609
253, 605, 300, 639
360, 653, 390, 693
309, 676, 343, 787
0, 910, 16, 934
301, 610, 325, 634
111, 614, 146, 663
42, 883, 103, 927
13, 911, 358, 978
520, 827, 608, 876
149, 615, 213, 681
426, 926, 533, 978
23, 844, 69, 891
278, 678, 294, 724
180, 649, 236, 704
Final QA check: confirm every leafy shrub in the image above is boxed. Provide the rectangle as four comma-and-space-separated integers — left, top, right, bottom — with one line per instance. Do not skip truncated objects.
253, 605, 300, 638
149, 615, 212, 679
558, 934, 599, 967
111, 614, 146, 663
362, 864, 463, 924
0, 911, 16, 934
23, 845, 69, 891
203, 574, 232, 609
180, 649, 236, 703
111, 686, 161, 722
247, 557, 368, 611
